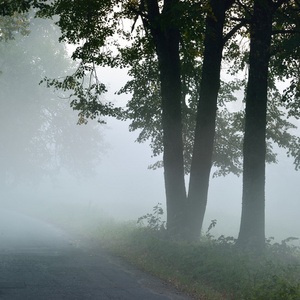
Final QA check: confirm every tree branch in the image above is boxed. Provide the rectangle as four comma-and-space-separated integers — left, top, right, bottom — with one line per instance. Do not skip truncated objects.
236, 0, 253, 17
223, 19, 248, 45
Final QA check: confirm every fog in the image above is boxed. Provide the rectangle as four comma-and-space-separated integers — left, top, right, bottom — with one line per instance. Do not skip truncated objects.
1, 17, 299, 246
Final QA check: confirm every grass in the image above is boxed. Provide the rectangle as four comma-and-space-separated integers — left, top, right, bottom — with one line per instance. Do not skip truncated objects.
98, 223, 300, 300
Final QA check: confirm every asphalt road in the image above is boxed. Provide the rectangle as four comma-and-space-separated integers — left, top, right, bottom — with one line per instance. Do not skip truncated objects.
0, 209, 194, 300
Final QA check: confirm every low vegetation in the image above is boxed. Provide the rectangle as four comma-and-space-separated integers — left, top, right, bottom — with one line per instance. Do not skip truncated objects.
97, 205, 300, 300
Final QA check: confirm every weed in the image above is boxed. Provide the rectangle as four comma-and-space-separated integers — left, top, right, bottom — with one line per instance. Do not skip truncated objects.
137, 203, 166, 231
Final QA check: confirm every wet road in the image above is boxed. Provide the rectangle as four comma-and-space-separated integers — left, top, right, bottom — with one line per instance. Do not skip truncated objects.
0, 209, 194, 300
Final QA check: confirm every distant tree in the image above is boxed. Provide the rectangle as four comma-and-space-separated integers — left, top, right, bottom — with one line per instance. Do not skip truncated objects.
0, 11, 30, 42
0, 15, 104, 187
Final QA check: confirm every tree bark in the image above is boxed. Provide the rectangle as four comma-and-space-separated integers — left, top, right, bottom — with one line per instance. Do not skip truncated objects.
145, 0, 187, 237
237, 0, 273, 251
186, 0, 231, 241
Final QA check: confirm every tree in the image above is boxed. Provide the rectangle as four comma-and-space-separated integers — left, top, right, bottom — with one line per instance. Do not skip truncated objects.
0, 14, 104, 187
0, 11, 30, 42
143, 0, 187, 236
186, 0, 236, 240
119, 0, 299, 242
37, 0, 250, 239
237, 0, 300, 251
237, 0, 273, 251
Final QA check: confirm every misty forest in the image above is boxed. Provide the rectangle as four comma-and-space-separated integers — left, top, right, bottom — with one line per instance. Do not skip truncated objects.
1, 0, 300, 299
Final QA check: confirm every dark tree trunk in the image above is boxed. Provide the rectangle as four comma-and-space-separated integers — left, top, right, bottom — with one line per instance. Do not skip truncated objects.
186, 0, 230, 241
159, 30, 187, 236
145, 0, 186, 237
237, 0, 273, 251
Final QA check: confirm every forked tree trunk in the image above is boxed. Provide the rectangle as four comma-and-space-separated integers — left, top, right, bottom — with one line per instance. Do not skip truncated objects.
237, 0, 273, 252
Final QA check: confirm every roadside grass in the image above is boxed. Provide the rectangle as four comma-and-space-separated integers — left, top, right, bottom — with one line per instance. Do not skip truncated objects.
98, 222, 300, 300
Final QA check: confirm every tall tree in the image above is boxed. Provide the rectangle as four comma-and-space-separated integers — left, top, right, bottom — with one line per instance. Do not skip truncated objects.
237, 0, 273, 251
186, 0, 236, 240
237, 0, 300, 251
143, 0, 187, 236
117, 0, 242, 238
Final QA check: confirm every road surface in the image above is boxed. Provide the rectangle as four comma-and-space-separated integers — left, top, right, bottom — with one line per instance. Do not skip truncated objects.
0, 208, 194, 300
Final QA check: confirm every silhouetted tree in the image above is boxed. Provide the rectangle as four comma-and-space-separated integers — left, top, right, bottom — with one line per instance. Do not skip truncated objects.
237, 0, 300, 251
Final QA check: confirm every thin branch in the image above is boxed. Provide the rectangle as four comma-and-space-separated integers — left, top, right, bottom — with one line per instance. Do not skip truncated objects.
131, 15, 139, 33
128, 0, 148, 32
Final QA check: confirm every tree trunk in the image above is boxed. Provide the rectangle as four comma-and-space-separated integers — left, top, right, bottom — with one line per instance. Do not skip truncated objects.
159, 30, 187, 237
186, 0, 229, 241
145, 0, 187, 237
237, 0, 273, 251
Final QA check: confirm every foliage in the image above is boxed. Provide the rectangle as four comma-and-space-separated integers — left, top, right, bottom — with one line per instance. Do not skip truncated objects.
37, 0, 123, 125
205, 218, 217, 238
0, 0, 38, 15
137, 202, 166, 231
6, 0, 297, 178
0, 11, 30, 42
270, 0, 300, 108
42, 64, 122, 125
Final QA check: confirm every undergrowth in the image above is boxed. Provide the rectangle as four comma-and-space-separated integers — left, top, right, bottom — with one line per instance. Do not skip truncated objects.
98, 204, 300, 300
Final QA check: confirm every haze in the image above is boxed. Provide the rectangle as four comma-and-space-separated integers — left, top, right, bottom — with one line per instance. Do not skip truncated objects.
1, 18, 299, 246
